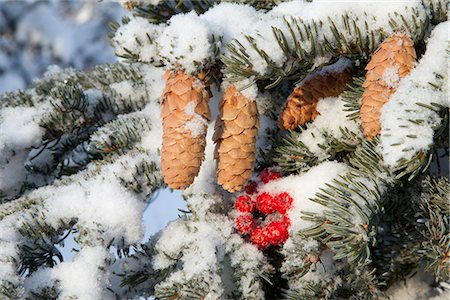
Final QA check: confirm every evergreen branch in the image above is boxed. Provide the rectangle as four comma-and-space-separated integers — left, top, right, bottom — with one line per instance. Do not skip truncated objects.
133, 0, 216, 24
393, 108, 448, 181
341, 77, 364, 121
274, 127, 362, 175
417, 176, 449, 281
222, 4, 436, 88
132, 0, 280, 24
114, 238, 174, 299
273, 129, 318, 174
89, 115, 151, 156
18, 217, 76, 276
301, 139, 389, 267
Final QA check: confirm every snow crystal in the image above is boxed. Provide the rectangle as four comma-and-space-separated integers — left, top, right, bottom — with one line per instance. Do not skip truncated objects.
380, 22, 449, 167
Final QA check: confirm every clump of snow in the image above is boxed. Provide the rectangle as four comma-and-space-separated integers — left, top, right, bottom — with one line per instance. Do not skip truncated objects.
185, 122, 217, 196
157, 12, 211, 73
153, 214, 233, 299
26, 246, 110, 299
40, 176, 145, 244
380, 22, 449, 167
303, 57, 353, 83
234, 80, 258, 100
259, 161, 348, 233
140, 64, 166, 102
183, 101, 209, 138
112, 16, 161, 63
139, 102, 163, 153
0, 107, 45, 156
298, 96, 361, 160
0, 104, 50, 195
382, 66, 400, 88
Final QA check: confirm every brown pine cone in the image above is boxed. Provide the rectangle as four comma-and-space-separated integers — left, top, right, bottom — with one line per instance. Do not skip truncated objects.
161, 70, 211, 190
279, 68, 353, 130
214, 85, 259, 193
360, 32, 416, 140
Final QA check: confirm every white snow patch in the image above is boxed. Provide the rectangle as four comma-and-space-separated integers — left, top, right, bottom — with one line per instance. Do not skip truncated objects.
382, 65, 400, 88
183, 102, 208, 138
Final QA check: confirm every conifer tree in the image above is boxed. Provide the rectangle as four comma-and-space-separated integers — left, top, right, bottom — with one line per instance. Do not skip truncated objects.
0, 0, 448, 299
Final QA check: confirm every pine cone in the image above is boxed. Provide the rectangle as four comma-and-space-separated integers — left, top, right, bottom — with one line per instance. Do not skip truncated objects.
161, 70, 211, 190
360, 32, 416, 140
279, 68, 353, 130
214, 85, 259, 193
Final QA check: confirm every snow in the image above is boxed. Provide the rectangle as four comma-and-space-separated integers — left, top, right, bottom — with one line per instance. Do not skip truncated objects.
0, 1, 448, 299
0, 104, 49, 195
113, 16, 161, 63
259, 161, 348, 232
0, 106, 44, 155
382, 66, 400, 88
157, 12, 212, 73
26, 246, 110, 299
183, 101, 209, 138
386, 269, 448, 300
112, 0, 426, 74
298, 96, 361, 160
380, 22, 449, 167
41, 177, 145, 244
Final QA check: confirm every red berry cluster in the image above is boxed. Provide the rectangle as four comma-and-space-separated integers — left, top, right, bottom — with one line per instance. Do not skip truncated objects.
234, 169, 294, 249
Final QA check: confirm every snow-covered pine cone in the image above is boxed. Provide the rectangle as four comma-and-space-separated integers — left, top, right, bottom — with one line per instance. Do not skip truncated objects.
360, 32, 416, 140
161, 70, 211, 190
214, 85, 259, 193
279, 67, 353, 130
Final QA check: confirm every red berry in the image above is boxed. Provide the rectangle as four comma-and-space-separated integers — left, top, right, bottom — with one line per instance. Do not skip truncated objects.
235, 213, 254, 235
273, 192, 294, 214
235, 195, 255, 213
250, 226, 270, 249
283, 215, 291, 226
256, 192, 275, 214
259, 168, 281, 184
244, 180, 258, 195
265, 221, 289, 246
